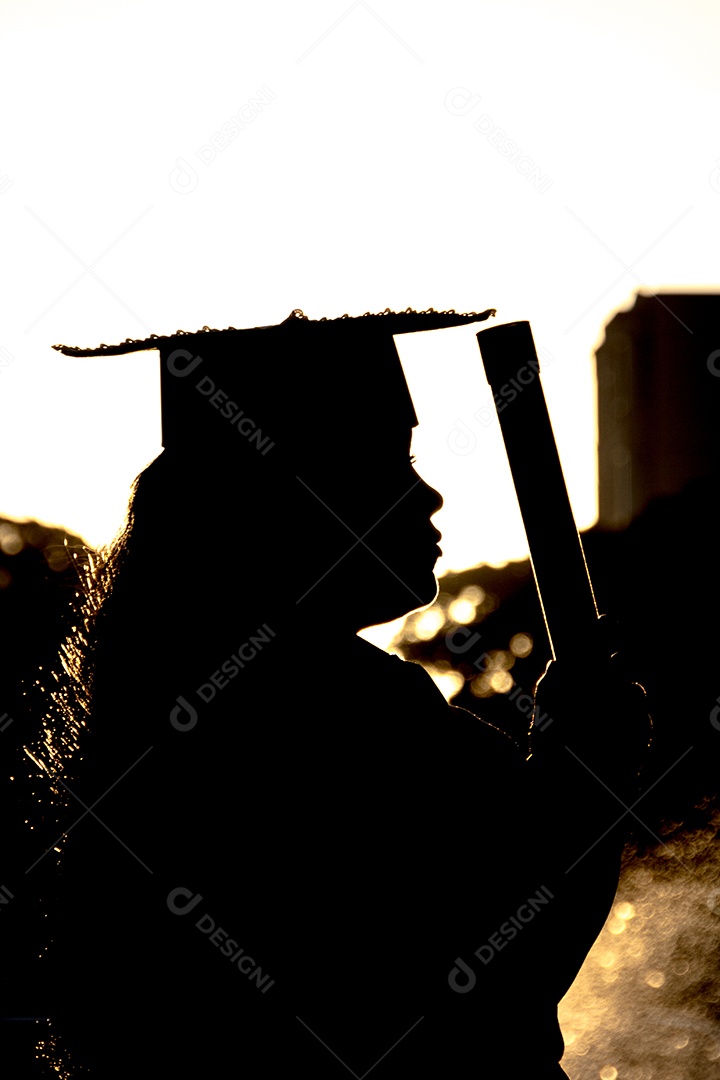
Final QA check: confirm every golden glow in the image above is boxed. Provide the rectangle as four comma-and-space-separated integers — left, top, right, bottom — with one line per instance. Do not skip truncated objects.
645, 971, 666, 988
471, 668, 515, 698
470, 675, 491, 698
413, 607, 445, 641
488, 669, 513, 693
447, 597, 476, 624
509, 632, 533, 658
0, 523, 23, 555
560, 807, 720, 1073
417, 662, 464, 700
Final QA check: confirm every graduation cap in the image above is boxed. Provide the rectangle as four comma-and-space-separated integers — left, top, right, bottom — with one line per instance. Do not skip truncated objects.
53, 307, 496, 464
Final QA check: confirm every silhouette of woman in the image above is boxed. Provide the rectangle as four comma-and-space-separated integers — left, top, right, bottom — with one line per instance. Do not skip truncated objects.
28, 307, 649, 1078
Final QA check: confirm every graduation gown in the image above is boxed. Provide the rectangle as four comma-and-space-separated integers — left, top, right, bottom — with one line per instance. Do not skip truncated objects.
35, 630, 639, 1078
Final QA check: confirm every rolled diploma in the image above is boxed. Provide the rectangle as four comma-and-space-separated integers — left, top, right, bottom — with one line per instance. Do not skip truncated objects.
476, 321, 599, 661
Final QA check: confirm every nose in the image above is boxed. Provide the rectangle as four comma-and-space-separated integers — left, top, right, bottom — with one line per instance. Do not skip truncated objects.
419, 474, 443, 516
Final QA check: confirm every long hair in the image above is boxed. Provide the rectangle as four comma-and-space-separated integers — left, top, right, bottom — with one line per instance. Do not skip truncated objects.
26, 441, 284, 874
15, 445, 286, 1072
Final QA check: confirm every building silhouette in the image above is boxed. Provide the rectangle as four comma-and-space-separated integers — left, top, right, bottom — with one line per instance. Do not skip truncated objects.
596, 291, 720, 528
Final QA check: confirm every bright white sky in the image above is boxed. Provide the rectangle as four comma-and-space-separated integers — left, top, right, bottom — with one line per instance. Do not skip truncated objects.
0, 0, 718, 574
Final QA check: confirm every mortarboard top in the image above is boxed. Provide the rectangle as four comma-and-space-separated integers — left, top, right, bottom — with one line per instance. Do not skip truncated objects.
53, 307, 495, 463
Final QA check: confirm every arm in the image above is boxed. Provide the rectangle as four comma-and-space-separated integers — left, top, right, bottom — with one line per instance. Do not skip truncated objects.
520, 647, 652, 1000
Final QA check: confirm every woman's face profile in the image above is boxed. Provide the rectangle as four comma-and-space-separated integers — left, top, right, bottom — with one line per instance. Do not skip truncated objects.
296, 424, 444, 631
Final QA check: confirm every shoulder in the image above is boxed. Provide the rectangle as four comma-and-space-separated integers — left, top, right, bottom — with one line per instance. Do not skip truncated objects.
381, 648, 525, 765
